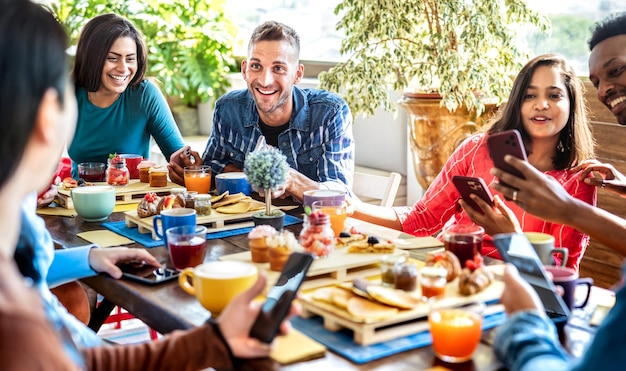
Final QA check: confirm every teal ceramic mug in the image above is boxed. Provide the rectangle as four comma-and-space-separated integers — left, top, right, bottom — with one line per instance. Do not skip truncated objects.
71, 185, 116, 222
153, 208, 197, 247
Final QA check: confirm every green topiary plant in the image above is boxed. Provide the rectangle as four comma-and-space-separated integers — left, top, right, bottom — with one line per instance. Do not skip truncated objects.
243, 147, 289, 217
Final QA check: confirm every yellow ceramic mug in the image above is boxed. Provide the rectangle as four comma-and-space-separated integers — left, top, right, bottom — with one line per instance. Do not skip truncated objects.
179, 261, 258, 314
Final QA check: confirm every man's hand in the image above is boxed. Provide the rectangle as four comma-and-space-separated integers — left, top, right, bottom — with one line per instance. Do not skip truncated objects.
167, 146, 202, 185
500, 264, 544, 316
88, 247, 160, 279
572, 159, 626, 198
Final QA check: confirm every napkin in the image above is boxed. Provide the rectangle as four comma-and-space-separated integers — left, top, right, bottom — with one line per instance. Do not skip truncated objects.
270, 328, 326, 364
77, 230, 134, 248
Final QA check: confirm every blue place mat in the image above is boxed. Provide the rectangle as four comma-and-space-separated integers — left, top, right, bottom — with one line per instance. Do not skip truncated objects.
291, 307, 506, 364
102, 214, 302, 248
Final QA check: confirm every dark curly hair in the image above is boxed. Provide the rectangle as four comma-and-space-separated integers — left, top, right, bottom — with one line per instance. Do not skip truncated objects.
589, 12, 626, 50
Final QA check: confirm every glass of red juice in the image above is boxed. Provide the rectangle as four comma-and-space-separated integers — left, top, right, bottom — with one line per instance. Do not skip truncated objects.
77, 162, 106, 182
166, 225, 207, 270
443, 224, 484, 266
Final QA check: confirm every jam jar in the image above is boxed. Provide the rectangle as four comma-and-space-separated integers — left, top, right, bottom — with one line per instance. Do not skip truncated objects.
299, 211, 335, 258
106, 156, 130, 186
194, 194, 211, 216
394, 262, 418, 291
419, 266, 447, 299
380, 254, 407, 287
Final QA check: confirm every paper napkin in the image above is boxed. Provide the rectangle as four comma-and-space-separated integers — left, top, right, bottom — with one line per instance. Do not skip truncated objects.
77, 230, 134, 248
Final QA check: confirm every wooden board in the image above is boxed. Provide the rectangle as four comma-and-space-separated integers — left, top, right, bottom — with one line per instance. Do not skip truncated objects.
125, 205, 298, 239
56, 180, 181, 209
222, 247, 412, 291
298, 269, 504, 345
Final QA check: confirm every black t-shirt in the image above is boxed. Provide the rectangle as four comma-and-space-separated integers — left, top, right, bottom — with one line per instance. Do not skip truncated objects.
258, 120, 289, 147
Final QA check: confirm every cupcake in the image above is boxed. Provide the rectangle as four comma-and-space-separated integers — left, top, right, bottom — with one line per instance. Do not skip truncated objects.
268, 230, 299, 272
247, 225, 277, 263
149, 165, 168, 187
137, 160, 157, 183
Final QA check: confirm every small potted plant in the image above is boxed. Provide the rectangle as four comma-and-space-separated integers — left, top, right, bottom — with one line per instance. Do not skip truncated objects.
243, 147, 290, 230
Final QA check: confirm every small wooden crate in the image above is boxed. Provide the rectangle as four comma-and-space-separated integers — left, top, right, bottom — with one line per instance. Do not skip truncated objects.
56, 180, 180, 209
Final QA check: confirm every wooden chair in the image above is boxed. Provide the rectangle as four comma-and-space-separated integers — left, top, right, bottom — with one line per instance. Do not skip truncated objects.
352, 171, 402, 207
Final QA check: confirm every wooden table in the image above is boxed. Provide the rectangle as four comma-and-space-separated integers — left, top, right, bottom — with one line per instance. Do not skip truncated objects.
42, 210, 606, 370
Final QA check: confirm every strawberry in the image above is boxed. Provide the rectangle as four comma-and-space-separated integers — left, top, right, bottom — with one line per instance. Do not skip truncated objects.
465, 254, 484, 271
144, 192, 158, 203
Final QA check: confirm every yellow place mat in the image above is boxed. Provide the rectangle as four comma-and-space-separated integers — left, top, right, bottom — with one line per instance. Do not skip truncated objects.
36, 202, 137, 218
270, 328, 326, 364
77, 230, 134, 248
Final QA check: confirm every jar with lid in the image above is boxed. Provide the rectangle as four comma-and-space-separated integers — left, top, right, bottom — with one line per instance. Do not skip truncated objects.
419, 266, 447, 298
394, 262, 418, 291
380, 254, 406, 287
106, 156, 130, 186
194, 194, 211, 216
299, 211, 335, 258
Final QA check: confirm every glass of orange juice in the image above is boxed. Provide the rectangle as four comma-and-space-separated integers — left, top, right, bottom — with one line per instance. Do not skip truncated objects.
311, 200, 348, 237
184, 165, 212, 194
428, 298, 484, 363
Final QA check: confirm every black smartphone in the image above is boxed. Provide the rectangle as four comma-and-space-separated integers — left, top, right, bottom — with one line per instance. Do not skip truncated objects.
492, 233, 570, 326
486, 129, 528, 189
249, 252, 315, 343
117, 262, 180, 285
452, 175, 494, 214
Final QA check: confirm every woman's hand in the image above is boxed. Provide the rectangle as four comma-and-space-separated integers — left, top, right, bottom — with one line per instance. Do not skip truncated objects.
460, 194, 521, 235
37, 183, 58, 208
572, 159, 626, 198
216, 272, 300, 359
88, 247, 160, 279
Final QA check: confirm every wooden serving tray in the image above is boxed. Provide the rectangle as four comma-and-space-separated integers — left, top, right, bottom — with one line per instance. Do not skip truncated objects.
298, 267, 504, 345
56, 180, 180, 209
221, 248, 410, 291
125, 205, 298, 239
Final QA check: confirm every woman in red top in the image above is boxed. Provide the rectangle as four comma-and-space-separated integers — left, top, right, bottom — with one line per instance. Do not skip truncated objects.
352, 54, 596, 271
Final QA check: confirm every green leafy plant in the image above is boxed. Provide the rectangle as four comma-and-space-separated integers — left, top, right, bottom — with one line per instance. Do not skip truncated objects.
243, 147, 289, 216
319, 0, 550, 117
48, 0, 236, 106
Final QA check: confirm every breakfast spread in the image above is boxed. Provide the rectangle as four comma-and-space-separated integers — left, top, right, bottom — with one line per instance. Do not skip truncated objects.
424, 250, 462, 282
458, 255, 494, 296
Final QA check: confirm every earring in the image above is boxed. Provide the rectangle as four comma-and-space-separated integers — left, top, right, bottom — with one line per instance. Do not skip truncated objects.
556, 140, 565, 153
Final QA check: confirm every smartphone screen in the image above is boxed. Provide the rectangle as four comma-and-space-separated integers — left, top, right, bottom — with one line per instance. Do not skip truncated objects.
249, 252, 315, 343
493, 233, 570, 324
452, 175, 494, 214
117, 262, 180, 285
486, 129, 528, 189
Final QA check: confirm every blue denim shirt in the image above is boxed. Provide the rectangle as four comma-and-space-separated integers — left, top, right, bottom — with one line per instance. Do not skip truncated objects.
495, 266, 626, 370
202, 86, 354, 194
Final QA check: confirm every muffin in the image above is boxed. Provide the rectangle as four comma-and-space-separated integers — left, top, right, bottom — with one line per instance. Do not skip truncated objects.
268, 230, 299, 272
149, 165, 168, 187
247, 225, 277, 263
137, 160, 157, 183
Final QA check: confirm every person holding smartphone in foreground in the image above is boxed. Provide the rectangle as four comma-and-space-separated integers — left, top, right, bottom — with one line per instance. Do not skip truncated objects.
3, 1, 295, 369
464, 13, 626, 370
351, 54, 596, 270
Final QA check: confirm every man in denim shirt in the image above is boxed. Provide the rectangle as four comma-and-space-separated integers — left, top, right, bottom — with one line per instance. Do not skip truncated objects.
169, 21, 354, 202
484, 13, 626, 370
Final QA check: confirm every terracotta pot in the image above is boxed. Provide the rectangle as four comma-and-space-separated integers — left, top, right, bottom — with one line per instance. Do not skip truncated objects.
398, 93, 499, 190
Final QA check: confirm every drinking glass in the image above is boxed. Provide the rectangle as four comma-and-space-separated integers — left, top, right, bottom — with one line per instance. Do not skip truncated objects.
443, 224, 484, 265
311, 200, 348, 237
77, 162, 106, 182
184, 165, 211, 194
428, 297, 485, 363
166, 225, 207, 270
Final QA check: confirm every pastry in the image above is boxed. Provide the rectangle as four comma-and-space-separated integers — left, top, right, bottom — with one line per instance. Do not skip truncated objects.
335, 231, 367, 248
346, 296, 398, 321
149, 165, 168, 187
61, 177, 78, 190
137, 192, 161, 218
137, 160, 156, 183
458, 255, 493, 295
211, 192, 249, 208
156, 193, 185, 213
424, 250, 462, 282
247, 225, 277, 263
346, 235, 395, 254
267, 230, 299, 272
366, 285, 422, 309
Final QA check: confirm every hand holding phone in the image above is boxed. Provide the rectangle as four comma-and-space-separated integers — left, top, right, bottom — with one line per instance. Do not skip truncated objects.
487, 129, 528, 189
452, 175, 494, 214
117, 262, 180, 285
249, 252, 314, 343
